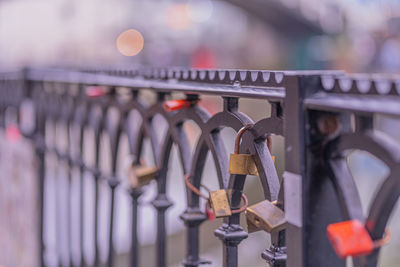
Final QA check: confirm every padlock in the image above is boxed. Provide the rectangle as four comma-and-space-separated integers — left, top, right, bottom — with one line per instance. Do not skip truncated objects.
5, 124, 21, 143
245, 200, 286, 233
163, 99, 194, 112
128, 165, 158, 189
205, 200, 216, 221
209, 189, 232, 218
229, 125, 258, 175
86, 86, 106, 97
327, 220, 391, 258
229, 153, 258, 175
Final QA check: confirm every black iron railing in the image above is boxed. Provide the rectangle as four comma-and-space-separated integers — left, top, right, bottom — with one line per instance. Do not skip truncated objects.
0, 67, 399, 267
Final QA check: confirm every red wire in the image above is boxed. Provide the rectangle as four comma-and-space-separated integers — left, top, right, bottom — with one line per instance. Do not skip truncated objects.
231, 193, 248, 214
373, 229, 391, 248
184, 174, 209, 200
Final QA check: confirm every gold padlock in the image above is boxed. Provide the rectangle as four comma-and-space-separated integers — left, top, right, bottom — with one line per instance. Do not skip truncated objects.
245, 200, 286, 233
209, 189, 232, 218
229, 125, 258, 175
128, 165, 158, 189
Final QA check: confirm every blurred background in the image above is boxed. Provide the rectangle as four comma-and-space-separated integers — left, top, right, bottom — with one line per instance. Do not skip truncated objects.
2, 0, 400, 72
1, 0, 400, 266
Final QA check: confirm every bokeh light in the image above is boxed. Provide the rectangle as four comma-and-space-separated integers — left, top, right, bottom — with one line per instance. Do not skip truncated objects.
116, 29, 144, 56
165, 4, 191, 30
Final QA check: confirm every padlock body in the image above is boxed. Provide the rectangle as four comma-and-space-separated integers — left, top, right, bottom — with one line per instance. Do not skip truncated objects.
245, 200, 286, 233
129, 166, 158, 188
246, 219, 260, 233
163, 99, 192, 112
209, 190, 232, 218
327, 220, 374, 258
229, 153, 258, 175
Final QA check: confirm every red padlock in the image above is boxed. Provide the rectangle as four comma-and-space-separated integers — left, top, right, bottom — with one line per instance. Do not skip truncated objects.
6, 124, 21, 143
163, 99, 193, 112
205, 200, 215, 221
86, 86, 106, 98
327, 220, 390, 258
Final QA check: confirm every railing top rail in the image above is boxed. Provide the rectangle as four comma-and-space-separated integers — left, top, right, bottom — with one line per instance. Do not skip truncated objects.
2, 67, 400, 103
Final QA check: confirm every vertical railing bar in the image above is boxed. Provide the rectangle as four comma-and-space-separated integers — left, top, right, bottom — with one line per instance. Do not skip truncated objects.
156, 209, 167, 267
67, 155, 73, 267
70, 85, 88, 267
89, 96, 107, 267
34, 82, 47, 267
54, 117, 64, 267
65, 108, 74, 267
107, 180, 118, 267
124, 101, 145, 267
261, 103, 286, 267
93, 123, 102, 267
78, 124, 86, 267
93, 171, 100, 267
153, 92, 172, 267
37, 139, 46, 267
107, 111, 122, 267
125, 105, 141, 267
129, 188, 143, 267
73, 96, 86, 267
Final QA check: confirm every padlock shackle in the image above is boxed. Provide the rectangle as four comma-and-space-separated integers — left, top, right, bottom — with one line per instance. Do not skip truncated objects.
373, 229, 391, 248
185, 173, 249, 214
184, 174, 209, 200
231, 193, 249, 214
234, 124, 253, 154
234, 125, 273, 154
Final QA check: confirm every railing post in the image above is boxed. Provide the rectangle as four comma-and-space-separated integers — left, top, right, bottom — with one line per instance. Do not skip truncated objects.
262, 231, 286, 266
214, 188, 248, 267
214, 222, 248, 267
152, 193, 173, 267
180, 207, 207, 267
283, 75, 345, 267
283, 75, 305, 267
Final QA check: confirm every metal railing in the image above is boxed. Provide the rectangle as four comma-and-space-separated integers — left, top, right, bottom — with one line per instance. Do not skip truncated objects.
0, 67, 399, 267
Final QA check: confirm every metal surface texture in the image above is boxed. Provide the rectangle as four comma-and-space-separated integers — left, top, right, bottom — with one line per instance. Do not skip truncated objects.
0, 67, 399, 267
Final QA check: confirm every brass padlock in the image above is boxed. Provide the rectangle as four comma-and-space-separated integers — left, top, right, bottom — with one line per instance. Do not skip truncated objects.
229, 125, 258, 175
245, 200, 286, 233
128, 164, 158, 189
209, 189, 232, 218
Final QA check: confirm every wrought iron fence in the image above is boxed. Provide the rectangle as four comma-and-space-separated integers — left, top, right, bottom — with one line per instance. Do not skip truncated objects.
0, 67, 399, 267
